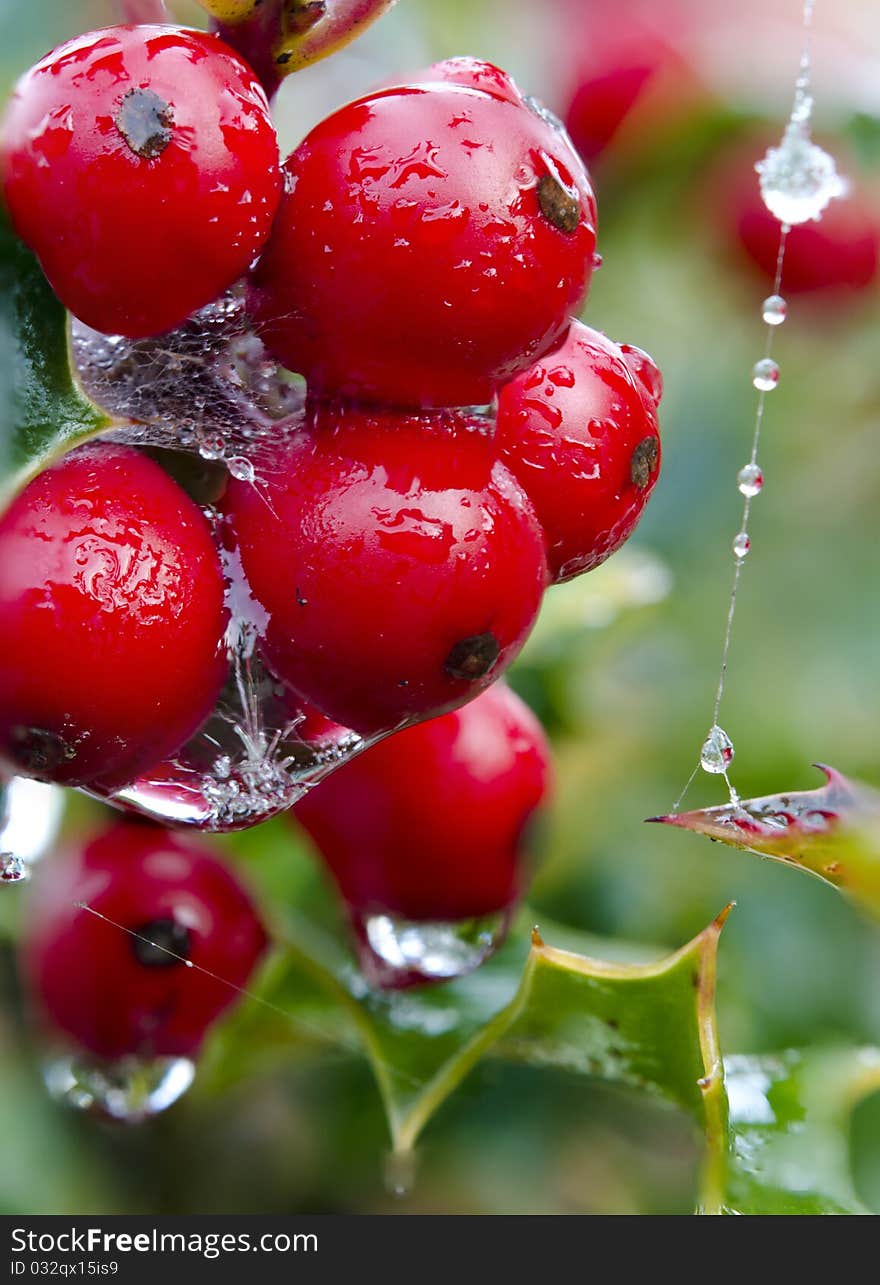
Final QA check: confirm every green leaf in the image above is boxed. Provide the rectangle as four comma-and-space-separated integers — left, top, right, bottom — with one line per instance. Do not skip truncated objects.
206, 852, 732, 1209
0, 208, 109, 509
724, 1048, 880, 1214
653, 765, 880, 918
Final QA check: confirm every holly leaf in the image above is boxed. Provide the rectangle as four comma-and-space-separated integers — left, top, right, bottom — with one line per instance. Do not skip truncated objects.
724, 1048, 880, 1214
204, 856, 732, 1209
0, 210, 110, 510
651, 765, 880, 918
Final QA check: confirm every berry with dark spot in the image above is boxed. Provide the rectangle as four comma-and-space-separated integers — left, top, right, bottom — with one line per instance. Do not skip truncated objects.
222, 404, 547, 736
1, 24, 281, 337
249, 79, 597, 408
21, 820, 267, 1061
0, 444, 229, 790
496, 319, 662, 583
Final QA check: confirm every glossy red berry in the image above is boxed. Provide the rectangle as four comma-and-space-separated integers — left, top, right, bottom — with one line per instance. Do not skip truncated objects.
405, 56, 527, 107
294, 682, 552, 984
1, 24, 281, 338
249, 81, 597, 408
0, 444, 229, 790
222, 405, 548, 736
22, 821, 267, 1061
496, 319, 662, 583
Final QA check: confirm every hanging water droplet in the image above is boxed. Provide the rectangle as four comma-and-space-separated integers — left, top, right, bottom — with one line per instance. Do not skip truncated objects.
732, 531, 751, 560
43, 1052, 195, 1122
384, 1148, 418, 1199
0, 853, 27, 884
752, 358, 779, 391
354, 909, 510, 988
227, 455, 255, 483
700, 725, 735, 775
0, 777, 64, 869
756, 124, 846, 225
762, 294, 787, 326
737, 464, 764, 497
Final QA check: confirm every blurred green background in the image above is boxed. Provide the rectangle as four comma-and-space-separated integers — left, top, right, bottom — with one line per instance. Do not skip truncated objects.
1, 0, 879, 1215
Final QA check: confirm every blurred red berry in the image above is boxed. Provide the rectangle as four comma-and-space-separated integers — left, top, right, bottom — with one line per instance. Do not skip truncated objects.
22, 820, 267, 1061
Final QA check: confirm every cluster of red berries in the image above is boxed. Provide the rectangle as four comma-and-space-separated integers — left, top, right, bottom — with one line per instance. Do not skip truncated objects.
1, 21, 662, 1069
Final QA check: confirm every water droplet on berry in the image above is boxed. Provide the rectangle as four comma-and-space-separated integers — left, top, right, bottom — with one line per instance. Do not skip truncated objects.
732, 531, 751, 559
700, 725, 735, 775
43, 1052, 195, 1122
353, 909, 510, 988
227, 456, 255, 483
197, 430, 226, 462
752, 359, 779, 392
762, 294, 787, 326
737, 464, 764, 497
756, 125, 846, 225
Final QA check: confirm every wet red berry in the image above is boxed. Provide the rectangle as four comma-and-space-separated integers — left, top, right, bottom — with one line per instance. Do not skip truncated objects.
296, 681, 552, 918
405, 56, 527, 107
22, 820, 267, 1061
0, 444, 228, 790
1, 24, 281, 337
222, 405, 548, 736
249, 81, 597, 408
294, 682, 552, 984
496, 319, 662, 583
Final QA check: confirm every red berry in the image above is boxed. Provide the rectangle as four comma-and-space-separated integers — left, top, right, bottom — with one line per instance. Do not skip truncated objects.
405, 56, 527, 107
496, 319, 662, 583
557, 0, 704, 165
0, 444, 228, 790
22, 820, 267, 1061
1, 25, 281, 337
222, 405, 548, 736
249, 82, 597, 408
294, 682, 552, 983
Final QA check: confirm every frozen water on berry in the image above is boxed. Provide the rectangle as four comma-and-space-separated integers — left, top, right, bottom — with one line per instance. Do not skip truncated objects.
354, 910, 510, 988
700, 726, 735, 775
737, 464, 764, 497
525, 96, 565, 133
732, 531, 751, 560
96, 644, 371, 832
0, 776, 64, 882
71, 290, 305, 462
43, 1052, 195, 1122
756, 124, 846, 225
762, 295, 787, 326
752, 359, 779, 392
